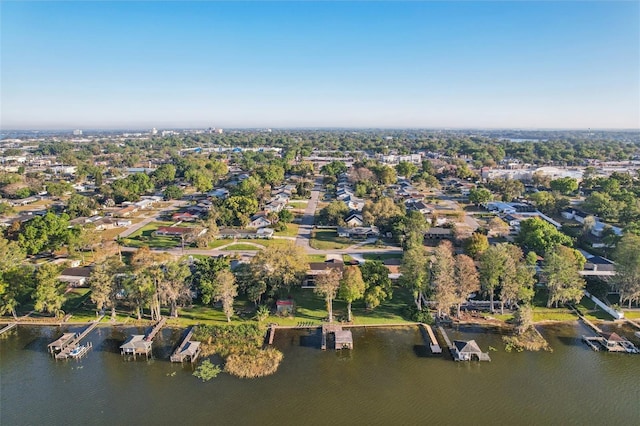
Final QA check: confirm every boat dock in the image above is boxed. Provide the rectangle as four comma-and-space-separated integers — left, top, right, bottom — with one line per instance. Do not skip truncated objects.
419, 324, 442, 354
321, 323, 353, 351
266, 324, 276, 346
121, 317, 166, 359
170, 326, 201, 363
144, 317, 166, 342
51, 316, 103, 360
582, 333, 639, 354
437, 326, 454, 351
0, 322, 18, 336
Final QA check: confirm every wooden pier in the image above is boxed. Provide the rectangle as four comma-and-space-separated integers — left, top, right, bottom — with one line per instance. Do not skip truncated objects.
321, 323, 353, 351
170, 326, 201, 363
437, 326, 454, 351
0, 322, 18, 336
51, 316, 103, 360
267, 324, 276, 345
144, 317, 166, 341
121, 317, 166, 359
419, 324, 442, 354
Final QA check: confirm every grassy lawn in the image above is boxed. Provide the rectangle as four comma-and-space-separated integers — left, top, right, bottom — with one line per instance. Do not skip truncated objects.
208, 239, 232, 248
13, 200, 53, 212
209, 238, 295, 250
622, 310, 640, 319
266, 286, 414, 326
309, 229, 352, 250
531, 289, 578, 322
532, 308, 578, 322
122, 221, 182, 249
274, 222, 300, 237
307, 254, 327, 262
100, 227, 126, 240
224, 244, 261, 251
288, 201, 308, 209
576, 297, 614, 321
56, 284, 415, 327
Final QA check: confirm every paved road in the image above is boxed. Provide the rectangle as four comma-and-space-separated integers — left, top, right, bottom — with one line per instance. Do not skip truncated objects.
295, 176, 323, 249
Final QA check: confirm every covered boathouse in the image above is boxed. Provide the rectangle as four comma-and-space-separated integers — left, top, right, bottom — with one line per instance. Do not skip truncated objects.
452, 340, 491, 361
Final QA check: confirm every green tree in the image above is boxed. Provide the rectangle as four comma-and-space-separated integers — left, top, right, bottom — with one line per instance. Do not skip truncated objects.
33, 263, 64, 316
464, 233, 489, 259
223, 196, 259, 226
517, 217, 572, 254
318, 201, 349, 226
360, 261, 392, 309
152, 163, 177, 186
89, 257, 124, 320
454, 254, 479, 318
479, 245, 505, 313
543, 245, 585, 308
431, 240, 457, 317
17, 212, 72, 255
395, 161, 419, 179
400, 246, 430, 310
468, 187, 493, 205
249, 244, 307, 297
159, 261, 192, 317
611, 234, 640, 308
192, 256, 230, 305
213, 269, 238, 322
163, 185, 183, 200
320, 161, 347, 178
314, 267, 342, 322
549, 177, 578, 195
339, 265, 366, 322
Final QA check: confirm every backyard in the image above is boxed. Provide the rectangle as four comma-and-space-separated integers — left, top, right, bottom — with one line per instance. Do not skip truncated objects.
309, 229, 353, 250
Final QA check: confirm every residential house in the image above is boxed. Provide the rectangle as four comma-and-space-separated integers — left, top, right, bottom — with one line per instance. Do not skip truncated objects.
304, 260, 345, 287
247, 213, 272, 229
344, 213, 364, 227
581, 256, 616, 277
425, 227, 452, 240
58, 267, 93, 287
155, 227, 206, 238
172, 212, 199, 222
114, 205, 138, 217
337, 226, 380, 240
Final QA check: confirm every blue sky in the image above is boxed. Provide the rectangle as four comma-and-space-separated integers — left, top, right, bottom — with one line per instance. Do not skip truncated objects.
1, 1, 638, 129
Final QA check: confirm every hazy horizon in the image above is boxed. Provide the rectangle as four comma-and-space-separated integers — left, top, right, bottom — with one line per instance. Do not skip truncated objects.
2, 2, 639, 130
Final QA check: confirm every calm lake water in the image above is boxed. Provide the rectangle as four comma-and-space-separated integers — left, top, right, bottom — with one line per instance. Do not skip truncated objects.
1, 323, 639, 425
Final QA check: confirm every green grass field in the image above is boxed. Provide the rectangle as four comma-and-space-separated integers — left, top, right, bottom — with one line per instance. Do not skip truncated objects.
122, 221, 182, 248
362, 253, 402, 261
309, 229, 352, 250
274, 223, 300, 237
224, 244, 261, 251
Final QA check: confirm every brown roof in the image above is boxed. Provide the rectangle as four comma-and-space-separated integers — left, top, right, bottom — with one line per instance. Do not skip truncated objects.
156, 226, 193, 235
602, 332, 624, 342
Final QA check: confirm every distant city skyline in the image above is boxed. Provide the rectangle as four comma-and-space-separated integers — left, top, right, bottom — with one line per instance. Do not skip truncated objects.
1, 1, 639, 130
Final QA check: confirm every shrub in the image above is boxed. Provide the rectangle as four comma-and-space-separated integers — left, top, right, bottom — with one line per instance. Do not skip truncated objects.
193, 360, 221, 381
224, 348, 284, 379
404, 305, 434, 324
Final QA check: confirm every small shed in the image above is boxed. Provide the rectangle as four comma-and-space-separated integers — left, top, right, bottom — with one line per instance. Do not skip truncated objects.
334, 330, 353, 350
452, 339, 491, 361
276, 299, 295, 315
